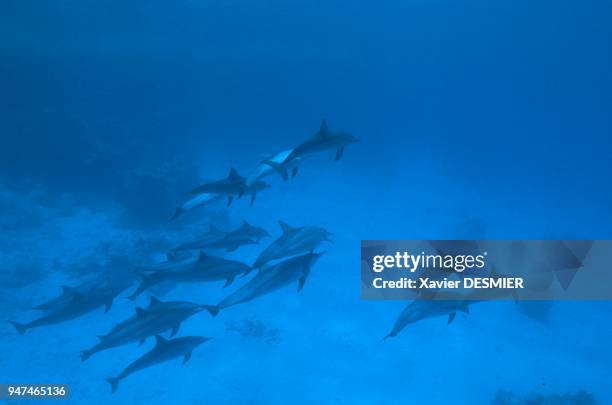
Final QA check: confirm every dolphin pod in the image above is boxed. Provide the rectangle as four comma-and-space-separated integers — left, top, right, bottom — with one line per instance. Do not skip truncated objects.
9, 118, 351, 393
171, 118, 355, 219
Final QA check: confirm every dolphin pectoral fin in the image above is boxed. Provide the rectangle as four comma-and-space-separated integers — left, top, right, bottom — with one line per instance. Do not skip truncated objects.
138, 338, 146, 346
170, 324, 180, 338
291, 166, 299, 178
223, 276, 235, 288
80, 350, 92, 362
447, 312, 456, 325
203, 305, 220, 317
297, 277, 306, 292
9, 321, 27, 335
227, 196, 234, 207
297, 270, 310, 292
263, 160, 289, 181
104, 301, 113, 313
459, 305, 470, 314
250, 193, 256, 207
182, 351, 192, 365
170, 207, 183, 221
334, 147, 344, 161
237, 187, 245, 198
105, 378, 119, 394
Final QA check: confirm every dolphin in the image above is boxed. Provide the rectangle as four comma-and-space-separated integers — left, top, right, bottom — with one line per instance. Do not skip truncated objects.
251, 221, 333, 270
189, 168, 247, 207
250, 149, 308, 182
80, 297, 205, 361
194, 237, 259, 252
383, 300, 470, 340
283, 118, 358, 164
129, 252, 251, 299
32, 280, 100, 313
9, 280, 132, 335
224, 220, 270, 243
190, 220, 270, 252
105, 335, 211, 393
170, 192, 224, 220
170, 225, 227, 252
205, 251, 325, 317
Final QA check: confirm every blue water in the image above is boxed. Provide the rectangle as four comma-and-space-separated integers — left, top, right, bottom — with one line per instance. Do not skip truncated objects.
1, 0, 611, 403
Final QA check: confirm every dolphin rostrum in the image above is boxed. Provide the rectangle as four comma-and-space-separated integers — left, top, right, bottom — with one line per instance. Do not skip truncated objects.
105, 335, 211, 393
383, 300, 470, 340
284, 118, 358, 165
80, 297, 205, 361
9, 280, 132, 335
129, 252, 251, 299
251, 220, 333, 270
205, 251, 326, 317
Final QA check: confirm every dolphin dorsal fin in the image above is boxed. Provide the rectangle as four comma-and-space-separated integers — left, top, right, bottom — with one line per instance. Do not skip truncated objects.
278, 220, 295, 234
319, 118, 329, 135
149, 296, 161, 307
228, 168, 241, 181
135, 307, 149, 319
242, 220, 250, 227
61, 285, 76, 295
154, 335, 168, 346
199, 251, 208, 261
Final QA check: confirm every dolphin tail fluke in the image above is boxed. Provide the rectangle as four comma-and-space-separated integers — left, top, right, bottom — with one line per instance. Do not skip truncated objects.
9, 321, 27, 335
80, 350, 92, 362
202, 305, 220, 317
262, 160, 288, 181
170, 207, 183, 221
334, 147, 344, 161
105, 378, 119, 394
